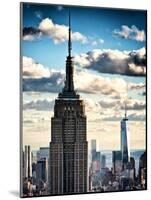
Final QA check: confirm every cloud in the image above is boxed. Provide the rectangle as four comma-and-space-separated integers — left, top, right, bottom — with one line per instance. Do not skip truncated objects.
39, 18, 88, 44
56, 5, 64, 11
129, 82, 145, 90
74, 48, 146, 76
128, 113, 146, 121
74, 68, 127, 98
23, 27, 41, 41
23, 56, 145, 99
23, 68, 126, 98
85, 97, 145, 122
99, 98, 145, 111
23, 56, 65, 92
99, 99, 119, 109
35, 11, 43, 19
113, 25, 146, 42
23, 18, 88, 44
23, 77, 64, 93
23, 96, 145, 122
23, 18, 104, 45
23, 56, 51, 78
23, 99, 55, 111
121, 99, 145, 111
91, 38, 104, 46
102, 113, 145, 121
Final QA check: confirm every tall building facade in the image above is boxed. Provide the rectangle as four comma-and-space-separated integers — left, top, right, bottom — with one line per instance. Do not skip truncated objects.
49, 13, 88, 195
36, 158, 48, 185
91, 139, 96, 161
112, 151, 122, 174
37, 147, 49, 161
121, 107, 130, 168
101, 155, 106, 169
23, 145, 32, 178
138, 151, 147, 189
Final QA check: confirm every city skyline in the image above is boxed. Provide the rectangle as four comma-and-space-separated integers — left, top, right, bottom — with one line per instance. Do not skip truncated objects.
22, 3, 146, 151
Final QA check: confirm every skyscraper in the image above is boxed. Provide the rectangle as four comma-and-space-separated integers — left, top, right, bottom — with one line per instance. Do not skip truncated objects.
121, 104, 130, 169
24, 145, 32, 178
36, 158, 48, 189
37, 147, 49, 161
101, 155, 106, 169
138, 151, 147, 189
49, 12, 88, 195
91, 139, 96, 161
112, 151, 122, 174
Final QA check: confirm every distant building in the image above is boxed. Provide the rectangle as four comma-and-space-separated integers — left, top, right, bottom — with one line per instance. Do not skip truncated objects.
112, 151, 122, 174
37, 147, 49, 161
101, 155, 106, 169
91, 150, 101, 173
138, 151, 147, 189
32, 150, 38, 163
121, 106, 130, 169
36, 158, 48, 184
120, 160, 135, 190
130, 157, 136, 181
24, 145, 32, 178
91, 139, 96, 161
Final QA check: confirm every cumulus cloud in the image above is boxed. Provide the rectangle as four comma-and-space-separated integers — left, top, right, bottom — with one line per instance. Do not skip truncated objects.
23, 56, 51, 78
74, 69, 127, 98
23, 56, 65, 92
74, 48, 146, 76
23, 56, 145, 99
23, 18, 88, 44
23, 27, 41, 41
113, 25, 146, 42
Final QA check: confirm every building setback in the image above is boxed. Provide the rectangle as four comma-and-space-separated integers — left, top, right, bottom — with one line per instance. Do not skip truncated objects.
49, 12, 88, 195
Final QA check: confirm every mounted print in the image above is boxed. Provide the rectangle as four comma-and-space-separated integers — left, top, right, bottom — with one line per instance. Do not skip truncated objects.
20, 2, 147, 197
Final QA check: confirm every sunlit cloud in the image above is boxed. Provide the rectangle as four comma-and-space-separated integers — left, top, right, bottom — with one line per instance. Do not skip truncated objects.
74, 48, 146, 76
113, 25, 146, 42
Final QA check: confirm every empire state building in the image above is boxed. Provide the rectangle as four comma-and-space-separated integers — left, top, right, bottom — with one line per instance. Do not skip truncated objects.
49, 13, 88, 195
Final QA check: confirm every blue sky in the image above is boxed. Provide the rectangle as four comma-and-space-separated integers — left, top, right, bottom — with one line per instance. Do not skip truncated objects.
22, 3, 146, 70
22, 3, 146, 150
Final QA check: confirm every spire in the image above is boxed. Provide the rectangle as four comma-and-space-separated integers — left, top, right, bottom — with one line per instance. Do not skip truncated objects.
58, 11, 79, 99
68, 10, 72, 57
124, 83, 128, 120
124, 100, 127, 119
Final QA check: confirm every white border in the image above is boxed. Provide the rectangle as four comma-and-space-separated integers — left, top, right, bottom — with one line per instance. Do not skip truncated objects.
0, 0, 150, 199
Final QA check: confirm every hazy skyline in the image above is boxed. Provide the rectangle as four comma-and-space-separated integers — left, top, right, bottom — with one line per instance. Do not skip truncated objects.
22, 3, 146, 150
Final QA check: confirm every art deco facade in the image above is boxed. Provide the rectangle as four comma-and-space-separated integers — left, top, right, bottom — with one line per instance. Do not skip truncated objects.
49, 13, 88, 195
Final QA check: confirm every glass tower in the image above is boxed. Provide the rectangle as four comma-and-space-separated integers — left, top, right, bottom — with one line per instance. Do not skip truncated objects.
120, 106, 130, 168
